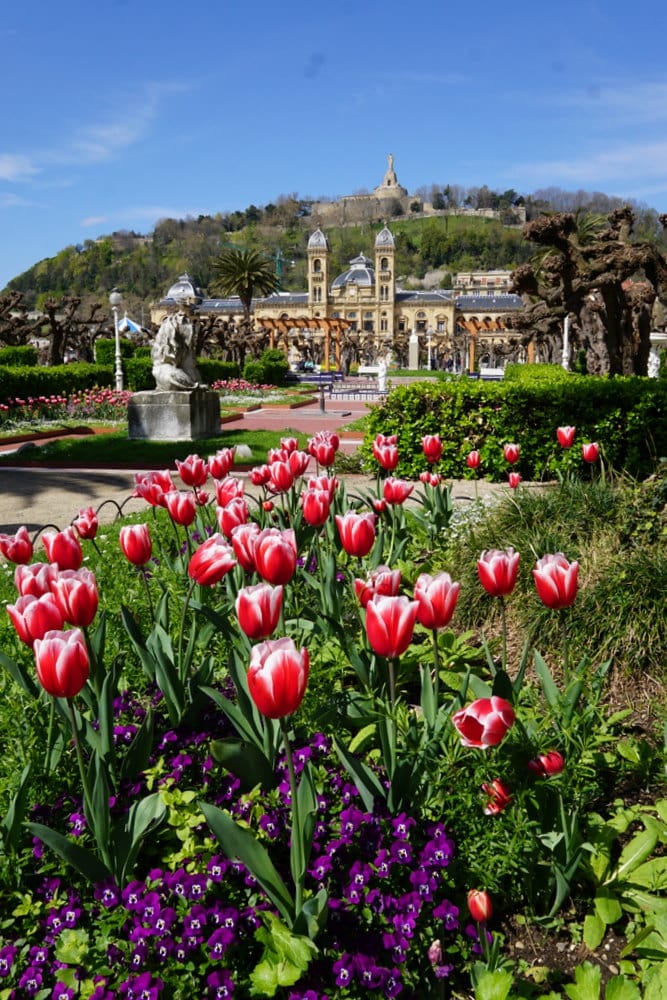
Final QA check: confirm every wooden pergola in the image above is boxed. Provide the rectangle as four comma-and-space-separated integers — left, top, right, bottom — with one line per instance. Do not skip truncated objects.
257, 316, 352, 369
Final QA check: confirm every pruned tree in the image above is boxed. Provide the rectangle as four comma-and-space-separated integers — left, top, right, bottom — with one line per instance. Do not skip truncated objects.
41, 296, 111, 365
508, 208, 667, 375
0, 292, 38, 348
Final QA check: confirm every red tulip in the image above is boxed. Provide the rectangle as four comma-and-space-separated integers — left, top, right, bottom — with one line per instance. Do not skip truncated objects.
373, 442, 399, 472
452, 696, 515, 748
217, 498, 249, 539
7, 593, 65, 647
119, 524, 152, 566
176, 454, 209, 488
0, 525, 33, 564
508, 472, 522, 490
247, 637, 309, 719
307, 475, 338, 500
288, 449, 311, 478
41, 528, 83, 571
477, 548, 520, 598
301, 489, 331, 528
208, 447, 236, 480
268, 447, 290, 464
188, 534, 237, 586
51, 568, 99, 627
214, 477, 245, 507
414, 572, 460, 630
533, 553, 579, 609
467, 889, 493, 923
422, 434, 443, 464
235, 583, 283, 639
419, 471, 441, 486
335, 511, 376, 558
15, 561, 59, 598
280, 437, 299, 454
230, 522, 260, 573
527, 750, 565, 778
72, 506, 98, 541
267, 461, 295, 494
164, 490, 197, 527
33, 628, 90, 699
466, 450, 481, 470
582, 442, 599, 463
133, 470, 174, 508
372, 498, 388, 514
310, 439, 337, 468
556, 426, 576, 449
254, 528, 298, 585
503, 443, 520, 465
250, 464, 272, 487
383, 477, 414, 505
354, 565, 401, 609
481, 778, 513, 815
374, 433, 397, 446
365, 594, 419, 658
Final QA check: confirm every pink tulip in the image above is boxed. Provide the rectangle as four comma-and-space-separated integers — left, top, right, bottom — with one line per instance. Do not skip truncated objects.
308, 474, 338, 500
508, 472, 522, 490
354, 565, 402, 609
7, 593, 65, 647
481, 778, 513, 815
467, 889, 493, 922
383, 477, 414, 505
217, 498, 249, 539
188, 534, 237, 586
533, 553, 579, 609
133, 470, 175, 508
267, 461, 295, 494
119, 524, 152, 566
556, 426, 576, 449
310, 439, 337, 468
414, 572, 460, 630
527, 750, 565, 778
503, 443, 520, 465
288, 450, 311, 478
176, 454, 209, 488
0, 525, 33, 564
254, 528, 298, 585
33, 628, 90, 699
41, 528, 83, 571
15, 561, 59, 598
419, 471, 441, 486
335, 511, 376, 558
208, 448, 236, 479
214, 477, 245, 507
466, 450, 481, 470
301, 489, 331, 528
373, 442, 399, 472
247, 637, 309, 719
365, 594, 419, 659
452, 696, 515, 748
163, 490, 197, 527
422, 434, 443, 464
280, 437, 299, 454
236, 583, 283, 640
250, 464, 272, 487
582, 442, 599, 463
72, 506, 98, 541
477, 548, 520, 598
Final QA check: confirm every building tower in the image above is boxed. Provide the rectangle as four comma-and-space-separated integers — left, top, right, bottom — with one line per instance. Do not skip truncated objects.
374, 225, 396, 341
307, 227, 330, 308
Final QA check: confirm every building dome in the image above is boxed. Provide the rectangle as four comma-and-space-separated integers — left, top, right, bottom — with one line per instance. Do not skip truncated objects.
165, 273, 202, 303
308, 227, 329, 250
331, 252, 375, 289
375, 226, 395, 248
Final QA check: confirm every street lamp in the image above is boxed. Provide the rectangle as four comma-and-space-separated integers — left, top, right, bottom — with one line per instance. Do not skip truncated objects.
426, 327, 434, 371
109, 288, 123, 391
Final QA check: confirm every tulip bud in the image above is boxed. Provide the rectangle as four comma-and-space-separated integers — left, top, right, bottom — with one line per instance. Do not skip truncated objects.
72, 506, 98, 541
335, 511, 376, 557
176, 454, 209, 488
527, 750, 565, 778
365, 594, 419, 659
466, 450, 481, 470
422, 434, 443, 464
481, 778, 513, 815
188, 534, 237, 586
247, 637, 309, 719
414, 572, 460, 630
236, 583, 283, 639
467, 889, 493, 923
508, 472, 522, 490
533, 553, 578, 609
0, 525, 34, 564
503, 443, 520, 465
556, 426, 576, 449
119, 524, 152, 567
41, 527, 83, 571
477, 548, 520, 598
33, 628, 90, 699
582, 442, 599, 463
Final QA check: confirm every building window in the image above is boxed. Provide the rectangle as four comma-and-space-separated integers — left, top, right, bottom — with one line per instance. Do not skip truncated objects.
380, 318, 388, 332
313, 258, 321, 273
380, 257, 389, 271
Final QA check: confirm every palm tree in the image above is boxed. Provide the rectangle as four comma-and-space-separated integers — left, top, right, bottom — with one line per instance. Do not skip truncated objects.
210, 246, 278, 325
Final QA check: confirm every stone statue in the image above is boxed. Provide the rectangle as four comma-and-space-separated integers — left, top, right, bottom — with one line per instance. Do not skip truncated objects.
151, 311, 203, 391
377, 357, 387, 393
648, 347, 661, 378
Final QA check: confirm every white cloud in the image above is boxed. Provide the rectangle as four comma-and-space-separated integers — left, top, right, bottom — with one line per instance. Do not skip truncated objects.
511, 141, 667, 187
81, 215, 108, 227
0, 154, 39, 182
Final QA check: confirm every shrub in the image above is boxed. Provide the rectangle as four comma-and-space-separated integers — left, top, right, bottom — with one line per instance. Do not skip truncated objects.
0, 344, 39, 366
0, 363, 114, 402
94, 337, 134, 365
243, 349, 289, 387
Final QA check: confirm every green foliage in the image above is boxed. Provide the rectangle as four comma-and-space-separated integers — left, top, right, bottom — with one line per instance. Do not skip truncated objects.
0, 345, 38, 366
363, 375, 667, 481
243, 348, 289, 386
93, 337, 134, 365
0, 363, 114, 402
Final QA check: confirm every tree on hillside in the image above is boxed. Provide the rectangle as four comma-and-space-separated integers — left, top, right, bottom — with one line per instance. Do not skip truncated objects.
508, 207, 667, 375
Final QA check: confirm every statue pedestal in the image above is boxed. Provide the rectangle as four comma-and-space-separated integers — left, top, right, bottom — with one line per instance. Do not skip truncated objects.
128, 389, 220, 441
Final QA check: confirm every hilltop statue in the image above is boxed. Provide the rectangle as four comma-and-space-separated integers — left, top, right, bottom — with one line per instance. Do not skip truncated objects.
151, 311, 203, 391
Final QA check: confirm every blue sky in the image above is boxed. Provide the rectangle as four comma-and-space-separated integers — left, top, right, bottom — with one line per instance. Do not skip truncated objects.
2, 0, 666, 292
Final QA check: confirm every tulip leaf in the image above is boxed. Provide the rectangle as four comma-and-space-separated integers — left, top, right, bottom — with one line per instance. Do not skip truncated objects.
533, 651, 560, 711
2, 763, 32, 852
120, 605, 156, 683
333, 737, 386, 812
27, 821, 112, 884
420, 662, 436, 728
112, 792, 167, 885
199, 802, 294, 924
294, 887, 329, 939
203, 687, 266, 751
292, 762, 318, 889
0, 649, 38, 698
146, 625, 184, 725
120, 708, 155, 784
209, 738, 278, 792
91, 754, 111, 854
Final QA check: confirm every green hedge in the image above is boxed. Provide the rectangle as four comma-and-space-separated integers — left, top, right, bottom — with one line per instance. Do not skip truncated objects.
243, 349, 289, 387
126, 358, 243, 393
363, 374, 667, 481
0, 363, 114, 402
94, 338, 135, 365
0, 345, 39, 366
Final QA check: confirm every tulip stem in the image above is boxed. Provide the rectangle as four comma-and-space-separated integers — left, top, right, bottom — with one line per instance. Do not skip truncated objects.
178, 578, 198, 682
388, 657, 398, 710
431, 629, 440, 709
561, 611, 570, 681
65, 697, 95, 845
43, 697, 56, 773
279, 717, 302, 915
500, 597, 508, 672
140, 567, 155, 621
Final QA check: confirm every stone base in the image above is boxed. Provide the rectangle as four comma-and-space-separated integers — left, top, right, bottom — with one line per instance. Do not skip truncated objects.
128, 389, 221, 441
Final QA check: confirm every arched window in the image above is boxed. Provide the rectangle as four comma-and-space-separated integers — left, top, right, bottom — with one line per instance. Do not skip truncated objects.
380, 257, 389, 271
313, 258, 321, 273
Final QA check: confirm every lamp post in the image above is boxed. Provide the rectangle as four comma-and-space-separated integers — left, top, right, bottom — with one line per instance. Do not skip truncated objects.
426, 327, 433, 371
109, 288, 123, 391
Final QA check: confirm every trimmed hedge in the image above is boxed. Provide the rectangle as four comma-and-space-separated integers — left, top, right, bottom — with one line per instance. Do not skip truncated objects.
0, 363, 114, 402
363, 373, 667, 481
243, 349, 289, 387
94, 338, 135, 365
0, 345, 39, 366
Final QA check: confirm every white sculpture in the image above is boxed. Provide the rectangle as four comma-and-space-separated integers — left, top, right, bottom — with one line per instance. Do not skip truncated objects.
152, 311, 203, 391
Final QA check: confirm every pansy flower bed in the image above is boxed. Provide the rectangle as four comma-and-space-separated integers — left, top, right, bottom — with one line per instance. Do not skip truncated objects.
1, 429, 666, 999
